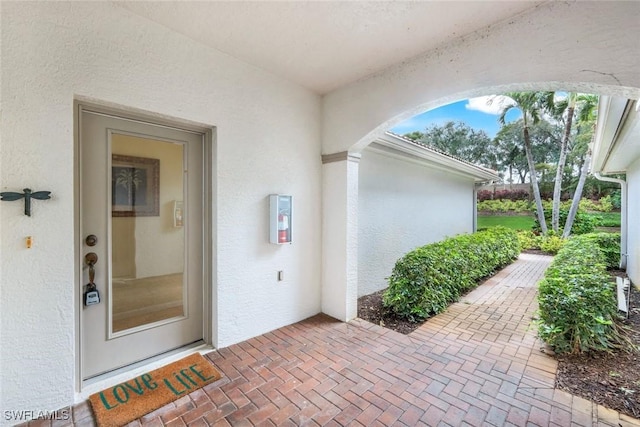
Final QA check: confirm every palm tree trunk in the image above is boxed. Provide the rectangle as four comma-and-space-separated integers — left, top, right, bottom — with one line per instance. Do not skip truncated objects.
524, 126, 548, 233
563, 149, 591, 238
552, 106, 574, 232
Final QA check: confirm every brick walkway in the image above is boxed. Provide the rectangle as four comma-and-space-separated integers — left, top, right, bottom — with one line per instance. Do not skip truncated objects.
52, 254, 640, 426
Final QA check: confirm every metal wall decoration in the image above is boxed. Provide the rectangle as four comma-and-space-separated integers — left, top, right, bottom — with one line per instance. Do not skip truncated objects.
0, 188, 51, 216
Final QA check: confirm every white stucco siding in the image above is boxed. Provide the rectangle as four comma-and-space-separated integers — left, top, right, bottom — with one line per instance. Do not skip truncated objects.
358, 148, 475, 297
0, 2, 321, 414
627, 159, 640, 287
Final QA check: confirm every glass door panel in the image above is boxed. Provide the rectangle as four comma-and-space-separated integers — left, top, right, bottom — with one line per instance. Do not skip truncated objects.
110, 134, 185, 333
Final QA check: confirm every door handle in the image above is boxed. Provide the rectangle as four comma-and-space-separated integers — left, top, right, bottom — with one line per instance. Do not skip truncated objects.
85, 252, 98, 267
84, 252, 100, 306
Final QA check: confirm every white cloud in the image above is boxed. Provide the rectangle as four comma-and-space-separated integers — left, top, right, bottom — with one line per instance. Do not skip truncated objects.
465, 95, 514, 115
554, 91, 568, 102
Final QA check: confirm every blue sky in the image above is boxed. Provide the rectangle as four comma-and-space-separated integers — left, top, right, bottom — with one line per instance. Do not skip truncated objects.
390, 96, 522, 138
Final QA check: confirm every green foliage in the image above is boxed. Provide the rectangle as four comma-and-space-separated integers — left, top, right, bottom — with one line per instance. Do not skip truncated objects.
493, 119, 562, 184
539, 234, 565, 255
578, 196, 613, 213
383, 227, 519, 321
576, 232, 621, 269
478, 215, 535, 231
595, 212, 622, 228
517, 230, 566, 254
597, 195, 614, 212
517, 230, 541, 250
479, 197, 612, 216
578, 198, 599, 212
534, 208, 598, 235
477, 199, 531, 213
611, 190, 622, 210
537, 236, 629, 354
402, 131, 424, 141
416, 121, 496, 169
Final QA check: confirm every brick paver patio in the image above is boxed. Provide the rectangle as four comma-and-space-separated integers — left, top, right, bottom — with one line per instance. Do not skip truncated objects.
50, 253, 640, 426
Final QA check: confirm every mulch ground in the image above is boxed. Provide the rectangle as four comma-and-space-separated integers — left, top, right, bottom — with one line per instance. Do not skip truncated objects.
555, 283, 640, 419
357, 279, 640, 420
357, 289, 422, 335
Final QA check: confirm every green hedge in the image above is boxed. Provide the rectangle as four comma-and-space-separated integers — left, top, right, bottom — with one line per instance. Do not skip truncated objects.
537, 234, 627, 354
382, 227, 520, 321
533, 208, 598, 235
577, 232, 620, 269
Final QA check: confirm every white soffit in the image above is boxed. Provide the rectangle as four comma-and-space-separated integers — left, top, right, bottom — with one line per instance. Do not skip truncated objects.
593, 96, 640, 174
114, 1, 541, 94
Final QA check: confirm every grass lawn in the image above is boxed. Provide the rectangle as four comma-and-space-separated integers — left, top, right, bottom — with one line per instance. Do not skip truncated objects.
478, 215, 535, 230
590, 211, 621, 227
478, 211, 621, 231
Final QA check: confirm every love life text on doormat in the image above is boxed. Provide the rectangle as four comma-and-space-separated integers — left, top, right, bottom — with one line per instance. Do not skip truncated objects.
89, 353, 222, 426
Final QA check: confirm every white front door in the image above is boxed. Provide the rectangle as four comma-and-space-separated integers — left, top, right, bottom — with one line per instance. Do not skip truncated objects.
79, 106, 206, 380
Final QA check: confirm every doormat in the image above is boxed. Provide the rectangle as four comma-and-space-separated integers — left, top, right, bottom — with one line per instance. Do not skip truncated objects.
89, 353, 222, 427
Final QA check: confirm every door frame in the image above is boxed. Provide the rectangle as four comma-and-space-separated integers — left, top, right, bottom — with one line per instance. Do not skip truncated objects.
73, 99, 216, 392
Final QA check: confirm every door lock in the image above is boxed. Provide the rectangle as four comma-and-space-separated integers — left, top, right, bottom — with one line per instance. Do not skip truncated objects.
85, 234, 98, 247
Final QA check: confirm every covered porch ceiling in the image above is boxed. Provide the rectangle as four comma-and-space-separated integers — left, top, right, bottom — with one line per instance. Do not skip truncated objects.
115, 1, 542, 95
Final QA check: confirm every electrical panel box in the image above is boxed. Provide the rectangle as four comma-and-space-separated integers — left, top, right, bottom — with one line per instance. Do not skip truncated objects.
270, 194, 292, 244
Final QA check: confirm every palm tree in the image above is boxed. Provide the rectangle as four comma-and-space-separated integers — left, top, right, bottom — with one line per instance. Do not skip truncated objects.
497, 92, 553, 234
563, 94, 598, 238
116, 168, 142, 205
549, 92, 576, 232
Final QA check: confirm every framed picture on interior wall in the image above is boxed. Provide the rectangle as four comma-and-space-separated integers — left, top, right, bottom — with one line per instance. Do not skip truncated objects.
112, 154, 160, 217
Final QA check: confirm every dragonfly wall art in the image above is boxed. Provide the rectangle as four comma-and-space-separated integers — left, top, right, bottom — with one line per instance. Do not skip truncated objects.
0, 188, 52, 216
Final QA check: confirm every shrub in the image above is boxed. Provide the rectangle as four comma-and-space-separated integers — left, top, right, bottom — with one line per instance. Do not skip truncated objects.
577, 232, 621, 269
611, 190, 622, 210
577, 196, 614, 213
517, 230, 541, 250
598, 195, 614, 212
537, 237, 629, 354
539, 234, 565, 255
517, 230, 566, 254
477, 189, 529, 201
383, 227, 519, 321
477, 190, 493, 201
477, 199, 531, 213
579, 198, 599, 212
494, 189, 529, 201
533, 208, 598, 235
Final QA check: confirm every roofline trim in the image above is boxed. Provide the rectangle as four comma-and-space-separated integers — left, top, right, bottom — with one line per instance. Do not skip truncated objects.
370, 132, 500, 182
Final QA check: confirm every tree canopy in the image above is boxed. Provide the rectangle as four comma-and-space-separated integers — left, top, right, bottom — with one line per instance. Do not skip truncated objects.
405, 121, 497, 169
401, 91, 605, 237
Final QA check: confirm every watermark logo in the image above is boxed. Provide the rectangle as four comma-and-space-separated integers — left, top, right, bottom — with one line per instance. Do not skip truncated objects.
3, 408, 71, 422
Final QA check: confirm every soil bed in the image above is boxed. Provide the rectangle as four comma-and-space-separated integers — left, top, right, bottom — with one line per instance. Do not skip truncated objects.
357, 289, 423, 335
555, 284, 640, 419
357, 279, 640, 420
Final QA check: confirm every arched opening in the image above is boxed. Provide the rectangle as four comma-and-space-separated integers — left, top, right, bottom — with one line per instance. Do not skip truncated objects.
321, 84, 639, 322
317, 0, 640, 322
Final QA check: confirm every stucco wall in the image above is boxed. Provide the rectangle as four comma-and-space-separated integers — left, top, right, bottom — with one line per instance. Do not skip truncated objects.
358, 148, 474, 297
322, 1, 640, 155
0, 2, 321, 414
627, 159, 640, 287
